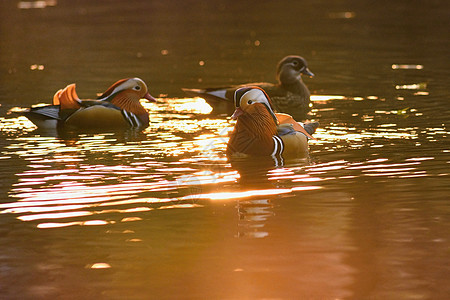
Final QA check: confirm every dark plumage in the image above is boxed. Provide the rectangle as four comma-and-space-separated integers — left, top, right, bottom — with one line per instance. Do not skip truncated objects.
183, 55, 314, 121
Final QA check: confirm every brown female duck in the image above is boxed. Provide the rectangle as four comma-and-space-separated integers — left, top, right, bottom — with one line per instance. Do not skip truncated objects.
184, 55, 314, 121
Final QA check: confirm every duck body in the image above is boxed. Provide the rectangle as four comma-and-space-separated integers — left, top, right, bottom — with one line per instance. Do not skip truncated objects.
184, 55, 314, 121
23, 78, 155, 130
227, 87, 316, 160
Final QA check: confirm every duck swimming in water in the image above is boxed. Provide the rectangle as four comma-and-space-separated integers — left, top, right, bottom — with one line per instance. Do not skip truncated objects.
23, 77, 156, 130
227, 87, 318, 159
184, 55, 314, 121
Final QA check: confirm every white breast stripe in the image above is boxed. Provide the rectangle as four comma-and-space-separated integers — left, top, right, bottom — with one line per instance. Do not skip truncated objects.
122, 110, 130, 125
271, 136, 284, 156
130, 113, 140, 127
276, 136, 284, 155
122, 110, 140, 127
271, 136, 278, 156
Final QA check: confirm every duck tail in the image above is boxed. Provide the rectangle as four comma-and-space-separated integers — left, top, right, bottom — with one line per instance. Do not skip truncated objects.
53, 84, 81, 109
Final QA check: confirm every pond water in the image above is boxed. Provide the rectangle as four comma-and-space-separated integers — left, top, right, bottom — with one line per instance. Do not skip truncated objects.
0, 0, 449, 299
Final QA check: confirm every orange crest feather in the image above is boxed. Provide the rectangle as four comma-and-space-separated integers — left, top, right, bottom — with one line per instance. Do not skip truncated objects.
53, 84, 81, 110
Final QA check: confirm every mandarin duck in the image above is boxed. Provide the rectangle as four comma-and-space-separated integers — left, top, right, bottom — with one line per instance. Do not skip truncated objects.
183, 55, 314, 121
23, 78, 155, 130
227, 87, 318, 159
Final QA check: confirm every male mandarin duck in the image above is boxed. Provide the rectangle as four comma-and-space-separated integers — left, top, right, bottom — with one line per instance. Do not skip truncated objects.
23, 78, 156, 130
183, 55, 314, 121
227, 87, 318, 159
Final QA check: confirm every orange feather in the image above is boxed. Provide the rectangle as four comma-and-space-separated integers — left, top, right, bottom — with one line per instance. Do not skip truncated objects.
110, 91, 148, 115
53, 84, 81, 110
275, 113, 316, 140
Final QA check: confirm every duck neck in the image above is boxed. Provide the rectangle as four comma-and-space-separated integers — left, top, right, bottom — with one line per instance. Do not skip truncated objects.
228, 110, 278, 156
110, 93, 148, 114
109, 93, 149, 127
281, 77, 308, 95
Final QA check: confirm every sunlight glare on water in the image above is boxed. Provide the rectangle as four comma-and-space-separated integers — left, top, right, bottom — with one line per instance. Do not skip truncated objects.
2, 95, 447, 233
1, 98, 233, 230
0, 0, 449, 298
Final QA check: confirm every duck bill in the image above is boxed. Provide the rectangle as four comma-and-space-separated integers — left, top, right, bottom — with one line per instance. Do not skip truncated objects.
302, 67, 314, 77
144, 92, 157, 102
231, 107, 244, 120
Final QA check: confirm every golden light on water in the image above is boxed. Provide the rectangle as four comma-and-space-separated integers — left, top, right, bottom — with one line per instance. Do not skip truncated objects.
1, 95, 443, 230
18, 211, 93, 222
142, 97, 213, 114
328, 11, 356, 19
159, 203, 204, 209
310, 95, 346, 101
184, 187, 321, 201
313, 125, 418, 145
392, 64, 424, 70
0, 0, 447, 297
37, 220, 110, 229
87, 263, 111, 269
395, 82, 427, 90
17, 0, 57, 9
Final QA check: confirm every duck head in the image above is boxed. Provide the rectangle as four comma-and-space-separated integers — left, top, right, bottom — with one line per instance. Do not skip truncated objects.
276, 55, 314, 85
232, 87, 279, 135
98, 77, 156, 102
98, 77, 155, 126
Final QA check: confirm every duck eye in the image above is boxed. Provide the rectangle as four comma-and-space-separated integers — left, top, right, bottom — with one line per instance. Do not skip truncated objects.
292, 60, 298, 66
247, 100, 253, 104
134, 86, 141, 91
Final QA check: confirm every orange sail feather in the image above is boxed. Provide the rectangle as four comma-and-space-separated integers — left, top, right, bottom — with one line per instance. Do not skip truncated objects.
275, 113, 316, 140
53, 84, 81, 110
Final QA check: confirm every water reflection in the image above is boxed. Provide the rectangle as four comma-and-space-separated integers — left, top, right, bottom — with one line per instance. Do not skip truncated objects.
2, 93, 447, 233
0, 52, 448, 300
237, 199, 273, 238
1, 0, 449, 298
17, 0, 57, 10
2, 98, 223, 228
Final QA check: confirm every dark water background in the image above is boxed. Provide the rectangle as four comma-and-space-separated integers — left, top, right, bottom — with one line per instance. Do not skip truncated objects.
0, 0, 449, 299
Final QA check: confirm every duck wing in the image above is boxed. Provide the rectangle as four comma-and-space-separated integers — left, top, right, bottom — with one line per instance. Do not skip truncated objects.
182, 86, 235, 104
23, 105, 61, 128
276, 113, 316, 140
183, 82, 275, 103
183, 83, 276, 115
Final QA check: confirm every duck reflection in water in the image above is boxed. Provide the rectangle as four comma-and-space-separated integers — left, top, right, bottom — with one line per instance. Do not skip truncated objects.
229, 157, 275, 239
225, 87, 318, 237
238, 197, 273, 239
228, 156, 309, 238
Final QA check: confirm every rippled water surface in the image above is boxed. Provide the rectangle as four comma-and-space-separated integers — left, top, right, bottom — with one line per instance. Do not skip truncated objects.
1, 1, 449, 299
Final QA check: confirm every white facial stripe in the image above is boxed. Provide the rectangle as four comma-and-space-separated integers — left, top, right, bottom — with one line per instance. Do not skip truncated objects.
110, 80, 132, 96
239, 88, 278, 124
240, 89, 270, 107
110, 78, 147, 96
